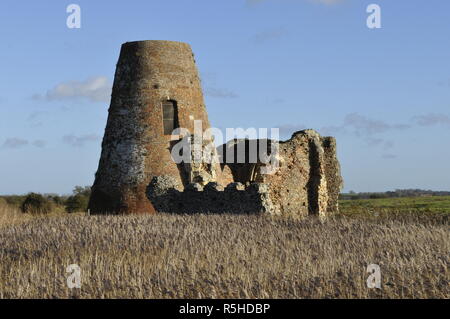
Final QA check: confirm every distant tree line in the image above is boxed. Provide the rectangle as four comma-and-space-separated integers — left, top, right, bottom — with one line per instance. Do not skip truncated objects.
340, 189, 450, 200
0, 186, 91, 214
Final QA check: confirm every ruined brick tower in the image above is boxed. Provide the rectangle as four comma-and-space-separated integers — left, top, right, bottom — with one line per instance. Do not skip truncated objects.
89, 40, 343, 216
89, 40, 217, 214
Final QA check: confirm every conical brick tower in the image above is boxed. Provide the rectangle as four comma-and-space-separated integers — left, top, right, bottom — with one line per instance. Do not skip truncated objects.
89, 40, 217, 214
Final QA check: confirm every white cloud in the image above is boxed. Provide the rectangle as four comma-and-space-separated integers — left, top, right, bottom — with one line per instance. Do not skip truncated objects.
63, 134, 101, 147
412, 113, 450, 127
35, 76, 112, 103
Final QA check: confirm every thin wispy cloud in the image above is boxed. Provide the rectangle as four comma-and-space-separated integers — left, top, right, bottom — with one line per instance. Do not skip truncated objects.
2, 138, 29, 149
32, 140, 47, 148
278, 113, 410, 157
28, 111, 46, 121
317, 113, 409, 135
320, 125, 347, 136
330, 113, 409, 151
343, 113, 410, 137
250, 28, 288, 44
27, 110, 47, 128
34, 76, 112, 103
200, 72, 218, 85
204, 87, 239, 99
279, 112, 450, 160
1, 138, 47, 149
62, 134, 101, 147
437, 79, 450, 87
382, 153, 397, 160
201, 72, 238, 99
412, 113, 450, 127
365, 138, 394, 150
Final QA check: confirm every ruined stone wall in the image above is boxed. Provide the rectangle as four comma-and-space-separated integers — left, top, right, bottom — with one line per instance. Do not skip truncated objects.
219, 130, 343, 218
256, 132, 311, 218
146, 176, 275, 215
322, 137, 344, 213
89, 40, 222, 214
89, 40, 343, 216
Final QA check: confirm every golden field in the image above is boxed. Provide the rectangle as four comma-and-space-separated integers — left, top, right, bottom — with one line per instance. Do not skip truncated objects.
0, 200, 448, 299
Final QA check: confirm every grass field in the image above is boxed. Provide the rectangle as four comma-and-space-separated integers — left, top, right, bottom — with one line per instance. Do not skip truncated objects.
0, 197, 448, 299
339, 196, 450, 217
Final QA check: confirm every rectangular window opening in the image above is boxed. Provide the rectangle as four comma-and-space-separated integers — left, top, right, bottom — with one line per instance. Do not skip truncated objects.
162, 100, 179, 135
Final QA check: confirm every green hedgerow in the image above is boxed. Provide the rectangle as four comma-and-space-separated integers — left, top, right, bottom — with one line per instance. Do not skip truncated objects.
21, 193, 53, 215
65, 194, 89, 213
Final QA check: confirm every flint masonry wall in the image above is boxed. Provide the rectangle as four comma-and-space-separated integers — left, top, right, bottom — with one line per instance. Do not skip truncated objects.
89, 40, 221, 214
219, 130, 343, 217
89, 40, 344, 217
147, 176, 275, 214
322, 137, 344, 213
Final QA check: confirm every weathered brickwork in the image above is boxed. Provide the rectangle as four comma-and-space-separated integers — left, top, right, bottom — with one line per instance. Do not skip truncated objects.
89, 41, 222, 214
89, 40, 343, 217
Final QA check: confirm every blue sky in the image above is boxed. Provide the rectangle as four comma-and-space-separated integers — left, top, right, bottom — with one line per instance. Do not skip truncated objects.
0, 0, 449, 195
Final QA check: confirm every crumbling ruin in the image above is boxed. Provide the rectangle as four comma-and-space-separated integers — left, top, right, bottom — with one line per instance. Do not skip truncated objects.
88, 40, 343, 217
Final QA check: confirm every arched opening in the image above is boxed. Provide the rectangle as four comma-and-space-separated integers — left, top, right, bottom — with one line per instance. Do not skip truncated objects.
162, 100, 179, 135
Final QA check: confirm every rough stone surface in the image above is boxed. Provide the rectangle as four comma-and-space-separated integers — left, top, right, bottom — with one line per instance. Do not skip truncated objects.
181, 135, 218, 186
322, 137, 344, 213
89, 40, 343, 217
89, 40, 222, 214
219, 130, 343, 217
147, 176, 276, 215
225, 182, 246, 191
